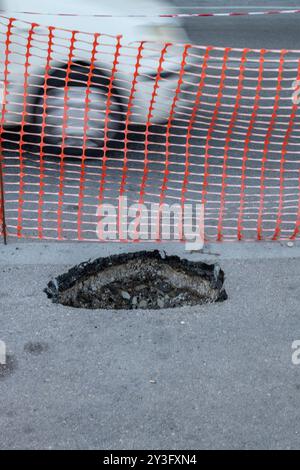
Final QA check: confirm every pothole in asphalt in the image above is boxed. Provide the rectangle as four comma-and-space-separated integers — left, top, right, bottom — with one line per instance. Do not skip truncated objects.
44, 250, 227, 310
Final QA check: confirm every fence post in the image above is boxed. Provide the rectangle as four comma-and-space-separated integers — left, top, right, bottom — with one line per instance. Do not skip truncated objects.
0, 138, 7, 245
0, 51, 7, 245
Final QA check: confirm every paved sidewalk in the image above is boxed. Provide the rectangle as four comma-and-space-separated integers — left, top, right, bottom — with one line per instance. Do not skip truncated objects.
0, 242, 299, 449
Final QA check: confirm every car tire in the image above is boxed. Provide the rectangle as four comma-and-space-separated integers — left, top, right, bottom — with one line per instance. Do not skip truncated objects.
30, 61, 124, 158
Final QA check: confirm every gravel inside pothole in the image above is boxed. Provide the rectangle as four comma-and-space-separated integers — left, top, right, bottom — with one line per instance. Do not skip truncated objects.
44, 250, 227, 310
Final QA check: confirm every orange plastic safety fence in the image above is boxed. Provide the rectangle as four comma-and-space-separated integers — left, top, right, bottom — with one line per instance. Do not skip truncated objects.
0, 15, 300, 242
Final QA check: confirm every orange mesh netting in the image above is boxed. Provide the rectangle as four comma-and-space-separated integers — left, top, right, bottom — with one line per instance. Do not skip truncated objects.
0, 15, 300, 242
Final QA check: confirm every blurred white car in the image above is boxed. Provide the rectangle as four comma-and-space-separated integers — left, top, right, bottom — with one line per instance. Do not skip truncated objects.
0, 0, 191, 153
